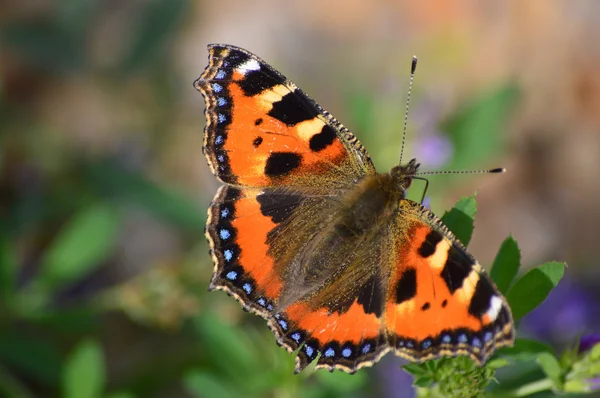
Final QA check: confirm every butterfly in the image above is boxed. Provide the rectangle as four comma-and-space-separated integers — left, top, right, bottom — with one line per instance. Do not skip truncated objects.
195, 44, 514, 374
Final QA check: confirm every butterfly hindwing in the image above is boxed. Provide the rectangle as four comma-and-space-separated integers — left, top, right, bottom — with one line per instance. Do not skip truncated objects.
266, 216, 393, 373
385, 201, 514, 364
195, 44, 375, 188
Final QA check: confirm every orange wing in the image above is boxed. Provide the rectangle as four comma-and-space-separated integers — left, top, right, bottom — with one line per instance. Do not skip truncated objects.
195, 44, 374, 188
384, 201, 514, 365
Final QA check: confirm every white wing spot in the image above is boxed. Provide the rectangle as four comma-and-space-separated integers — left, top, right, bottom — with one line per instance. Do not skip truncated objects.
238, 59, 261, 75
486, 295, 503, 321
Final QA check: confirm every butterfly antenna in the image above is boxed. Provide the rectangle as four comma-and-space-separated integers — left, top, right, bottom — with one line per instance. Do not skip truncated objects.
399, 56, 418, 166
415, 167, 506, 176
411, 168, 505, 204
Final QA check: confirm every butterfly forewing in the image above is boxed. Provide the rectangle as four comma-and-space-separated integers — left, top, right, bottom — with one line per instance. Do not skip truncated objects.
195, 44, 375, 188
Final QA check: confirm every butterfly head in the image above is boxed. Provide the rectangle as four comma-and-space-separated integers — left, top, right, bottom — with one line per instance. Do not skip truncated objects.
391, 158, 420, 191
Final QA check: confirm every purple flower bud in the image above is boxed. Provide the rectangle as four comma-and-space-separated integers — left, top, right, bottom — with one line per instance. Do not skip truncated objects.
579, 334, 600, 353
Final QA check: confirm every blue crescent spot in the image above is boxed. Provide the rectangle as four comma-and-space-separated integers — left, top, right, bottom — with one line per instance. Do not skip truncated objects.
220, 208, 229, 218
442, 334, 452, 344
267, 304, 274, 311
219, 229, 230, 240
217, 97, 227, 106
361, 343, 371, 354
223, 249, 233, 261
406, 341, 414, 349
342, 348, 352, 358
472, 337, 482, 348
278, 319, 288, 330
484, 331, 493, 342
217, 155, 225, 162
257, 298, 266, 306
422, 340, 432, 349
212, 83, 223, 92
305, 345, 314, 357
225, 271, 237, 280
458, 334, 468, 344
215, 70, 226, 79
291, 333, 301, 343
242, 283, 252, 294
397, 340, 404, 347
324, 348, 335, 357
215, 135, 224, 145
218, 113, 226, 123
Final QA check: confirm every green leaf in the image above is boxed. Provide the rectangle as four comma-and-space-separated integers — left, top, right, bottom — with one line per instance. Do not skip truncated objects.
486, 358, 510, 370
441, 195, 477, 245
414, 375, 434, 387
63, 339, 105, 398
183, 370, 238, 398
490, 236, 521, 293
403, 363, 428, 376
536, 352, 562, 387
445, 84, 519, 171
506, 261, 565, 322
39, 203, 120, 289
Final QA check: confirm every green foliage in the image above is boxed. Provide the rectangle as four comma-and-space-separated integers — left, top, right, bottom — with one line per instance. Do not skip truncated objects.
490, 236, 521, 294
186, 312, 368, 397
441, 194, 477, 245
63, 340, 105, 398
87, 161, 205, 232
40, 204, 120, 290
120, 0, 189, 74
444, 84, 519, 171
505, 261, 565, 322
409, 357, 497, 398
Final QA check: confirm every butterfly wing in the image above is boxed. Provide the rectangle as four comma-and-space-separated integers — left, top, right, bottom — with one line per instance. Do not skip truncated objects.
195, 44, 375, 188
384, 200, 514, 365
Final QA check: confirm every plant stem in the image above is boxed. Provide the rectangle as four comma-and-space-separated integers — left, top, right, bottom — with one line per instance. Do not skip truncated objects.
510, 378, 554, 397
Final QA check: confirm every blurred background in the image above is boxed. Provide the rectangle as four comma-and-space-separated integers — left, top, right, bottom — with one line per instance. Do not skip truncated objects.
1, 1, 600, 397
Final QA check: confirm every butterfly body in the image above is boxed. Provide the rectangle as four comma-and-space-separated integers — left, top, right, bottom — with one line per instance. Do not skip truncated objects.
196, 44, 514, 373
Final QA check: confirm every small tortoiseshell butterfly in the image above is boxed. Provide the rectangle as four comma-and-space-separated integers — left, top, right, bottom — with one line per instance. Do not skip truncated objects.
195, 44, 514, 374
